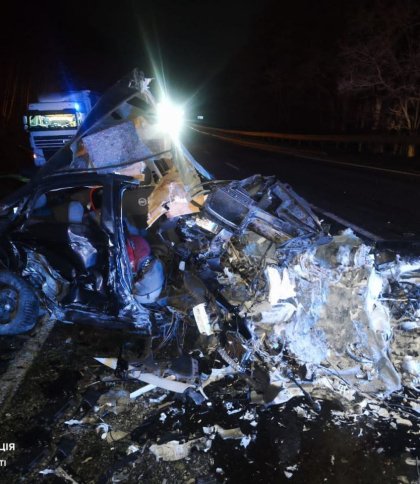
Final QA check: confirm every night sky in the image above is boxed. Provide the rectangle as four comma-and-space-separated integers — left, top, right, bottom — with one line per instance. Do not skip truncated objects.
2, 0, 419, 133
2, 0, 349, 126
2, 1, 268, 109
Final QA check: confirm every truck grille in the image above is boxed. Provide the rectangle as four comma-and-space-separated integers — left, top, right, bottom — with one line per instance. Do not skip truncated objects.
33, 135, 74, 149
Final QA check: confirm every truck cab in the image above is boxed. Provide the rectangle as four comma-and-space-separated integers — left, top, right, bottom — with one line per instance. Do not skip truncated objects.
23, 91, 96, 166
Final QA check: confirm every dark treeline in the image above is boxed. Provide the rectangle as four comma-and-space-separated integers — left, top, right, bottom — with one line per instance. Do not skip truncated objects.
205, 0, 420, 149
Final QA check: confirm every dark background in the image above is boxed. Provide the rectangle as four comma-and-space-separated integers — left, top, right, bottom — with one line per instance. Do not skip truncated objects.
1, 0, 269, 126
1, 0, 420, 171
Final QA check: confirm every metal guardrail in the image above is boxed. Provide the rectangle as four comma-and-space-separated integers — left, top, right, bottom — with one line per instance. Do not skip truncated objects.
190, 124, 420, 177
193, 124, 420, 146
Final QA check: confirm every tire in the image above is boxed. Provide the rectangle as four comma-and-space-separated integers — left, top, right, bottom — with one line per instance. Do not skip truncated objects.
0, 271, 39, 335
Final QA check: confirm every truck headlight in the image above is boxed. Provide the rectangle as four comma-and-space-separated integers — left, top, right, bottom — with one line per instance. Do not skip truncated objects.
156, 97, 184, 140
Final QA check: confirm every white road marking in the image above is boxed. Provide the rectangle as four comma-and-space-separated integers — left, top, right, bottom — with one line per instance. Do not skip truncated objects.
0, 316, 56, 412
311, 204, 384, 242
225, 162, 240, 171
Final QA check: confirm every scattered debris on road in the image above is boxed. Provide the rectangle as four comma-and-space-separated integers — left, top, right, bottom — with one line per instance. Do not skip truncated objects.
0, 69, 418, 482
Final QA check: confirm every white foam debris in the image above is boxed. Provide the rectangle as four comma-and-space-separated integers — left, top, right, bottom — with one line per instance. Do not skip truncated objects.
149, 438, 211, 461
148, 394, 167, 404
240, 435, 252, 448
64, 419, 84, 426
270, 385, 303, 405
202, 366, 235, 388
241, 410, 256, 421
193, 303, 213, 335
402, 357, 420, 377
203, 425, 245, 440
127, 444, 140, 455
409, 401, 420, 414
284, 465, 298, 479
39, 466, 79, 483
395, 416, 413, 427
130, 383, 156, 399
39, 469, 55, 475
225, 401, 242, 414
377, 407, 390, 418
266, 266, 296, 304
294, 405, 314, 420
96, 423, 110, 439
250, 230, 420, 408
226, 407, 242, 415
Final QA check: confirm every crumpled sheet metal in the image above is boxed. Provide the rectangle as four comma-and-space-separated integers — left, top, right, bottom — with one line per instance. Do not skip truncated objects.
185, 177, 418, 403
22, 249, 69, 303
246, 228, 419, 400
19, 163, 417, 411
147, 175, 418, 405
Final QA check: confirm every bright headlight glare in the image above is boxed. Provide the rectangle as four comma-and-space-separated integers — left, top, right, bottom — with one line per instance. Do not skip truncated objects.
156, 98, 184, 139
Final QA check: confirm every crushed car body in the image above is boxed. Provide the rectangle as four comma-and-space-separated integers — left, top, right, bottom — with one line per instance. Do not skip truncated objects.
0, 68, 418, 413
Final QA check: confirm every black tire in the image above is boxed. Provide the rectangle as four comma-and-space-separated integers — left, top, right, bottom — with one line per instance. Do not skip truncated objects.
0, 271, 39, 335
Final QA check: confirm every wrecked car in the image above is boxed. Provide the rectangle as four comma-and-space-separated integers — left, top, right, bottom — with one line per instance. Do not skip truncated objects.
0, 69, 419, 411
0, 69, 209, 335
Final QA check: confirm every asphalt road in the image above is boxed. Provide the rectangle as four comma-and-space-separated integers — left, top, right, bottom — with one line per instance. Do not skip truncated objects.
0, 131, 418, 483
184, 129, 420, 241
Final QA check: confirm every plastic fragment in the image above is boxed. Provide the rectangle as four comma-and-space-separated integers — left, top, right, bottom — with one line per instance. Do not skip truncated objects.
149, 438, 210, 461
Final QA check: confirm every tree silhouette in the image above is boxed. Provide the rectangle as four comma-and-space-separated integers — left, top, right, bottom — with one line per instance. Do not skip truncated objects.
339, 0, 420, 155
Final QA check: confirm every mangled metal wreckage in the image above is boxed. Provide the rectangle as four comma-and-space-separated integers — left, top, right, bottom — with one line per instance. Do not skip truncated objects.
0, 69, 418, 410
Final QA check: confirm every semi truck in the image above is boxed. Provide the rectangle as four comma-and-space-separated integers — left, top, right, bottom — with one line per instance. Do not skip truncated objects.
23, 91, 96, 166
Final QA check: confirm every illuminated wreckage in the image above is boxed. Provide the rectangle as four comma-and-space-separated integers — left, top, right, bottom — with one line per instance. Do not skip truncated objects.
0, 69, 418, 406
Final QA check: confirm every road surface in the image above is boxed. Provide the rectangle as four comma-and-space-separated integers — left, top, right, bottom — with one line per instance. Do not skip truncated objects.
184, 129, 420, 241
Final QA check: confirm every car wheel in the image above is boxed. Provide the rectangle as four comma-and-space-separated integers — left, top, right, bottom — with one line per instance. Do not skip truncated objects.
0, 271, 39, 335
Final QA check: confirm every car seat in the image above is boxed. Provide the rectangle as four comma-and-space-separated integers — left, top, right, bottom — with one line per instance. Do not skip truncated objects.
68, 201, 84, 223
